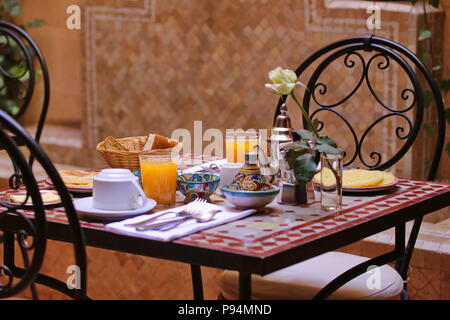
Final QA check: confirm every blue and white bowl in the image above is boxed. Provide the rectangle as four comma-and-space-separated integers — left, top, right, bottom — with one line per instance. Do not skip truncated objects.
221, 184, 280, 211
177, 173, 221, 203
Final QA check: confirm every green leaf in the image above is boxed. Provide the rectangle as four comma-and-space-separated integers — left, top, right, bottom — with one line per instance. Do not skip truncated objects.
432, 65, 442, 71
292, 129, 315, 141
316, 136, 338, 148
419, 29, 432, 41
26, 19, 44, 28
446, 142, 450, 157
429, 0, 440, 8
284, 140, 310, 151
440, 79, 450, 94
421, 122, 435, 136
445, 108, 450, 125
420, 52, 431, 62
314, 143, 341, 155
292, 153, 318, 185
285, 143, 309, 168
423, 90, 433, 109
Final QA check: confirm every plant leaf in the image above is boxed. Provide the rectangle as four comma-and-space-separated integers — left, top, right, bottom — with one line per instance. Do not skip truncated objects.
292, 129, 314, 141
420, 52, 431, 62
440, 79, 450, 94
317, 136, 338, 148
421, 122, 435, 136
26, 19, 44, 28
314, 143, 341, 155
423, 90, 433, 109
432, 65, 442, 71
419, 29, 432, 41
429, 0, 440, 8
445, 108, 450, 125
285, 142, 309, 168
292, 153, 318, 185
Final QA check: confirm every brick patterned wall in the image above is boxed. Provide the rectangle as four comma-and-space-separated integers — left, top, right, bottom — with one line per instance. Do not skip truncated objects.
7, 0, 448, 300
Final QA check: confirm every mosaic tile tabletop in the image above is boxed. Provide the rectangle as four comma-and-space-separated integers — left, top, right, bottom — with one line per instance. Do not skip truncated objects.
1, 154, 449, 259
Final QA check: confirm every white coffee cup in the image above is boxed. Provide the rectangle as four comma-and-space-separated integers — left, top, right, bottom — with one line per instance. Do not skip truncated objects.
93, 169, 148, 211
218, 163, 244, 187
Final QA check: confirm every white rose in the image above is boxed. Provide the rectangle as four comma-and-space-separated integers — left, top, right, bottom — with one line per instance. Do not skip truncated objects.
265, 67, 300, 95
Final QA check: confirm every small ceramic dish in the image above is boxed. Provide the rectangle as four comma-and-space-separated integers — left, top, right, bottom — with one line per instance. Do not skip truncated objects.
177, 173, 221, 203
221, 184, 280, 211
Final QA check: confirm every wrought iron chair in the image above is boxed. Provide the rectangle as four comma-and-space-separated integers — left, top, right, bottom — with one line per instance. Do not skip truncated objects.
0, 20, 50, 144
0, 110, 87, 300
218, 35, 445, 300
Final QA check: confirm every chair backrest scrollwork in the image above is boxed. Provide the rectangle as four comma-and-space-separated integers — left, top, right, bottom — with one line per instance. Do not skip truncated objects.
0, 110, 87, 300
275, 35, 446, 284
275, 35, 445, 182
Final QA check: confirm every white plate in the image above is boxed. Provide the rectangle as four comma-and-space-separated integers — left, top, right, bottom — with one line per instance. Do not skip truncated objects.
74, 197, 157, 220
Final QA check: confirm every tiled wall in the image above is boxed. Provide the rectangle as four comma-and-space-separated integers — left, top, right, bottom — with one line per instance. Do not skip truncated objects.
8, 0, 449, 300
79, 0, 447, 180
19, 0, 449, 180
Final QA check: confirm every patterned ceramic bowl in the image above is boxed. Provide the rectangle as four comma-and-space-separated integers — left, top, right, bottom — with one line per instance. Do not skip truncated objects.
177, 173, 221, 203
221, 184, 280, 211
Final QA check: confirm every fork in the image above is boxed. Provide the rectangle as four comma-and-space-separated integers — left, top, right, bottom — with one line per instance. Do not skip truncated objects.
125, 198, 206, 228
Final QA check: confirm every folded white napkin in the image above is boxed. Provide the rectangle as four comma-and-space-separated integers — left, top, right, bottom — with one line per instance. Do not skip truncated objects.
105, 203, 255, 242
181, 159, 227, 174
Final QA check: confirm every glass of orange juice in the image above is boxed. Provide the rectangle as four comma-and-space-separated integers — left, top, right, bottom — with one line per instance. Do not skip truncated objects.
139, 154, 178, 206
225, 131, 259, 163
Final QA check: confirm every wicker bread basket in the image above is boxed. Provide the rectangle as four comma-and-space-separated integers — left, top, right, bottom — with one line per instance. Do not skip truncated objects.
96, 136, 183, 171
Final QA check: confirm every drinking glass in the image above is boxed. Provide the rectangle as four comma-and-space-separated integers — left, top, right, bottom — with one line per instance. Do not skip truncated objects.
320, 153, 343, 212
225, 131, 259, 163
139, 154, 178, 206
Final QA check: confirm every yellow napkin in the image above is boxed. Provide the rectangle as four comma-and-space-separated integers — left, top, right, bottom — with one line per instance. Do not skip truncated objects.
314, 168, 395, 188
8, 191, 61, 205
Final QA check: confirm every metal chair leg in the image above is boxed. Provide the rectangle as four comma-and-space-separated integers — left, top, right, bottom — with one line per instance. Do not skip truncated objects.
190, 264, 204, 300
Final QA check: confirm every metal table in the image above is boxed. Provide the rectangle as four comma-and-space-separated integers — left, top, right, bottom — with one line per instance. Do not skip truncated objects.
1, 174, 449, 300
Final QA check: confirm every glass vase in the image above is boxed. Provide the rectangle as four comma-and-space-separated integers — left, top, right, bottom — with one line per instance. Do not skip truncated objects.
320, 153, 343, 212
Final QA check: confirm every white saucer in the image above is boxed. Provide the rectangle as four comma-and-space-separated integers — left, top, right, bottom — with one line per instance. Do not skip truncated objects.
73, 197, 157, 220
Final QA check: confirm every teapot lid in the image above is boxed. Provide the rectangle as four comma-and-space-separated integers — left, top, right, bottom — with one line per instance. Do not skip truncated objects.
273, 103, 292, 129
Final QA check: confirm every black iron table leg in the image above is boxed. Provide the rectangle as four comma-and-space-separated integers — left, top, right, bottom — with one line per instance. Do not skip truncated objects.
239, 272, 251, 300
190, 264, 204, 300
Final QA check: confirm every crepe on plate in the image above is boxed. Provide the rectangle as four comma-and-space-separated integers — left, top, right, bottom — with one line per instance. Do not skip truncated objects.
314, 168, 396, 188
8, 191, 61, 205
59, 170, 99, 188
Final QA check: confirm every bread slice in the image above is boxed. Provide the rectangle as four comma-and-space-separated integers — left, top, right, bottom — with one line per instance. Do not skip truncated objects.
143, 134, 156, 151
103, 136, 129, 151
122, 138, 141, 151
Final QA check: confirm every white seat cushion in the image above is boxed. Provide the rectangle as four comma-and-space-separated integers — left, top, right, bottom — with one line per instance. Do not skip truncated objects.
219, 252, 403, 300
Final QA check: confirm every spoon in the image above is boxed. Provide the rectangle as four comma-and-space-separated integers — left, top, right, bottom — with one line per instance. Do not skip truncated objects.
136, 209, 221, 231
